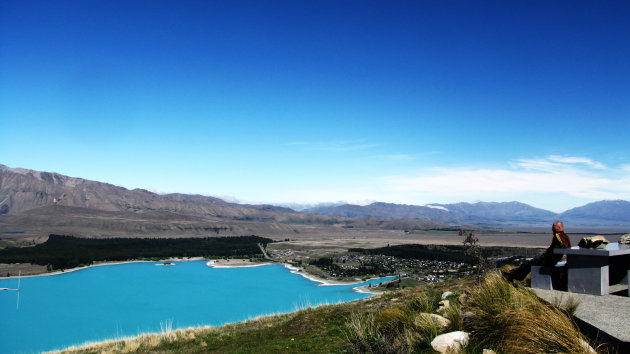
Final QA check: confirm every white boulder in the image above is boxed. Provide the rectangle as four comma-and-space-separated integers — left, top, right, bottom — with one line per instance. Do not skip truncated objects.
431, 331, 469, 353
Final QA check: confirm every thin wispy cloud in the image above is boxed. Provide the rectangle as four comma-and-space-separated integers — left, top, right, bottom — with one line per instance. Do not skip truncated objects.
229, 155, 626, 213
380, 155, 630, 210
547, 155, 607, 169
514, 155, 608, 172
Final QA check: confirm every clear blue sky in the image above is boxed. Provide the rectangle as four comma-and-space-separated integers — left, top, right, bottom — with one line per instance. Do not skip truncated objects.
2, 1, 629, 212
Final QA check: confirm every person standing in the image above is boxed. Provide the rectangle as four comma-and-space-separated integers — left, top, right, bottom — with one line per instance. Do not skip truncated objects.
503, 221, 571, 282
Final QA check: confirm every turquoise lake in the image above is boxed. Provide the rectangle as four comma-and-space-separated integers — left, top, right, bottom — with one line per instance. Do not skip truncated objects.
0, 261, 393, 353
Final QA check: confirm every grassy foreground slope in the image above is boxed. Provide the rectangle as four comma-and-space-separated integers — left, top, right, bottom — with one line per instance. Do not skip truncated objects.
57, 272, 600, 354
58, 294, 378, 353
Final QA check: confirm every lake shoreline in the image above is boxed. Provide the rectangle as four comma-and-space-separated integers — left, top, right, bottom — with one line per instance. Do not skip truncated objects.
1, 259, 392, 353
1, 259, 391, 292
281, 263, 389, 291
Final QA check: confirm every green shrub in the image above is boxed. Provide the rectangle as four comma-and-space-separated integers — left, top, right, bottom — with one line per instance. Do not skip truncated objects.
443, 301, 463, 331
374, 307, 415, 334
405, 290, 441, 313
345, 312, 385, 353
411, 313, 439, 349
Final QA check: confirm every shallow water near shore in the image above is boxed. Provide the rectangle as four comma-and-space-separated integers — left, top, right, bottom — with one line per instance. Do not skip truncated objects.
0, 261, 393, 353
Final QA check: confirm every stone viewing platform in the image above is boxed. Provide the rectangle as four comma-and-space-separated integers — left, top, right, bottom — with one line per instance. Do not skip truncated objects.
534, 288, 630, 353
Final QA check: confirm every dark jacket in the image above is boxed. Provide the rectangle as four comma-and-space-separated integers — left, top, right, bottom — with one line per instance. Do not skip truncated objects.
542, 231, 571, 266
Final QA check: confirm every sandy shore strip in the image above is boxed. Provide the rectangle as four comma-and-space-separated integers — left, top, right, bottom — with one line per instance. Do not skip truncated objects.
283, 263, 352, 285
282, 263, 392, 288
353, 285, 380, 294
204, 260, 391, 291
206, 259, 273, 268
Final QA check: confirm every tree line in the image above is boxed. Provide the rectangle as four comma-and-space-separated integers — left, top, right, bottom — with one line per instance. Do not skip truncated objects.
0, 234, 273, 271
350, 243, 537, 264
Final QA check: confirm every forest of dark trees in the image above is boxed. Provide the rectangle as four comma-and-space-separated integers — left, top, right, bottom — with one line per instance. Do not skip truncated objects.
349, 244, 537, 264
0, 234, 273, 270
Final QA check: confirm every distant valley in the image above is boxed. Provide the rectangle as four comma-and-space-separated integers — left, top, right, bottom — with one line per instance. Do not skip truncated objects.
1, 164, 629, 249
0, 164, 441, 245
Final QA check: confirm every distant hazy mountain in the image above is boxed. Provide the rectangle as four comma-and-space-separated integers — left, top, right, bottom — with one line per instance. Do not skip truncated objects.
429, 201, 558, 222
306, 202, 456, 224
306, 200, 630, 227
306, 201, 557, 225
559, 200, 630, 226
275, 202, 346, 212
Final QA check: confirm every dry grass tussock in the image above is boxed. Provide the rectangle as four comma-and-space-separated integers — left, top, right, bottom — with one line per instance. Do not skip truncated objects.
346, 273, 596, 353
466, 272, 593, 353
550, 292, 581, 317
54, 327, 203, 353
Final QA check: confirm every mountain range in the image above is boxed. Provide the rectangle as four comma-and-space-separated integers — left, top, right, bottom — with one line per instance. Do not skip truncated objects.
0, 164, 441, 241
306, 200, 630, 227
1, 163, 629, 242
